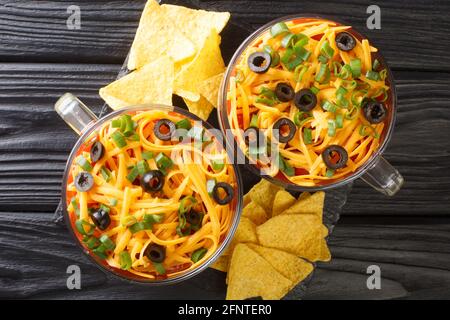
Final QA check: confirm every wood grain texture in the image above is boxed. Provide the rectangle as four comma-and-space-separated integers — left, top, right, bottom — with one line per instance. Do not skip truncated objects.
1, 211, 449, 299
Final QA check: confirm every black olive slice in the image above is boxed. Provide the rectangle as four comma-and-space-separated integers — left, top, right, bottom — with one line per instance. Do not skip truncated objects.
322, 145, 348, 170
212, 182, 234, 205
275, 83, 295, 102
154, 119, 176, 141
294, 89, 317, 112
247, 52, 272, 74
145, 243, 166, 263
90, 141, 105, 162
140, 170, 165, 193
363, 100, 387, 124
273, 118, 296, 143
90, 208, 111, 230
335, 32, 356, 52
74, 172, 94, 192
186, 209, 202, 226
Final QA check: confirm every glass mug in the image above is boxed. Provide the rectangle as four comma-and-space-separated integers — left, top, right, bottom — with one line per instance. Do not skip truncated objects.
55, 93, 243, 284
218, 14, 404, 196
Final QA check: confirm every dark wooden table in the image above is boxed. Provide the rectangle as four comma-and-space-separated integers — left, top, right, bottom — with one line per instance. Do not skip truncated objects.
1, 0, 449, 300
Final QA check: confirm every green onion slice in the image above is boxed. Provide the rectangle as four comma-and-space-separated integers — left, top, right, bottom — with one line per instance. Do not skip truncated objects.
303, 127, 313, 144
142, 151, 154, 160
175, 119, 191, 130
325, 169, 335, 178
281, 33, 296, 48
153, 262, 166, 275
322, 100, 337, 113
143, 214, 164, 224
119, 251, 132, 270
191, 248, 208, 263
76, 156, 92, 172
315, 63, 330, 83
93, 245, 108, 259
255, 97, 276, 106
99, 234, 115, 250
206, 179, 216, 196
75, 219, 95, 236
359, 125, 380, 138
349, 58, 362, 78
129, 221, 152, 234
366, 70, 380, 81
126, 165, 139, 182
320, 40, 335, 58
111, 131, 127, 148
327, 119, 337, 136
211, 159, 225, 171
83, 236, 100, 250
336, 114, 344, 128
100, 166, 111, 182
155, 152, 173, 174
270, 22, 289, 37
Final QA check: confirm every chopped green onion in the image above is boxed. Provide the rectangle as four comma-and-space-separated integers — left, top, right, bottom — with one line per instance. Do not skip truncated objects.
99, 234, 115, 250
332, 61, 342, 75
119, 251, 132, 270
303, 128, 312, 144
320, 40, 334, 59
122, 115, 135, 137
322, 100, 337, 113
372, 59, 380, 71
349, 58, 362, 78
126, 165, 139, 182
179, 196, 197, 215
278, 155, 295, 176
111, 119, 122, 128
366, 70, 380, 81
206, 179, 216, 196
294, 34, 308, 47
76, 156, 92, 172
100, 204, 110, 213
285, 55, 303, 70
315, 63, 330, 83
142, 151, 154, 160
121, 215, 137, 227
143, 214, 164, 224
71, 197, 80, 218
255, 97, 276, 106
336, 86, 348, 107
342, 80, 357, 90
351, 90, 368, 107
136, 160, 150, 175
281, 47, 294, 64
109, 198, 118, 207
270, 22, 289, 37
211, 159, 225, 171
111, 131, 127, 148
317, 55, 328, 64
249, 114, 258, 128
281, 33, 296, 48
345, 105, 360, 120
327, 119, 337, 136
83, 236, 100, 250
263, 45, 280, 67
379, 69, 388, 81
127, 132, 140, 141
129, 221, 152, 234
325, 169, 335, 178
310, 86, 320, 95
100, 166, 111, 182
294, 45, 311, 61
336, 86, 347, 97
338, 64, 352, 79
175, 119, 191, 130
294, 65, 308, 82
336, 114, 344, 128
294, 111, 312, 127
75, 219, 95, 236
359, 125, 380, 138
153, 262, 166, 275
260, 87, 277, 100
155, 152, 173, 174
191, 248, 208, 263
93, 245, 108, 259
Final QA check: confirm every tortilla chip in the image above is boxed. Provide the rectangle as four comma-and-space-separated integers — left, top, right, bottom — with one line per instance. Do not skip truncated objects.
319, 239, 331, 262
243, 193, 252, 207
247, 244, 314, 286
242, 201, 268, 226
256, 214, 324, 262
247, 179, 281, 213
127, 0, 195, 70
174, 29, 225, 101
183, 96, 214, 121
161, 4, 230, 50
100, 56, 174, 109
226, 244, 292, 300
280, 191, 325, 221
272, 190, 296, 217
210, 255, 229, 272
298, 192, 311, 201
198, 73, 224, 107
223, 216, 258, 255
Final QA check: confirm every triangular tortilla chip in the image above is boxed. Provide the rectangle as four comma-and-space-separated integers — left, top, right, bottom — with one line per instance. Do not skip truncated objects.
256, 214, 324, 261
223, 216, 258, 256
226, 244, 292, 300
183, 96, 214, 121
280, 191, 325, 222
247, 179, 282, 213
198, 73, 224, 107
100, 56, 174, 109
319, 239, 331, 262
247, 244, 314, 286
127, 0, 195, 70
242, 201, 268, 225
210, 255, 229, 272
272, 190, 296, 217
174, 29, 225, 101
161, 4, 230, 50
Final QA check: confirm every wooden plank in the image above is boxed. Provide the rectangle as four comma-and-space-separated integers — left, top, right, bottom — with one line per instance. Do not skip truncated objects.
0, 0, 449, 71
1, 211, 449, 299
0, 62, 448, 215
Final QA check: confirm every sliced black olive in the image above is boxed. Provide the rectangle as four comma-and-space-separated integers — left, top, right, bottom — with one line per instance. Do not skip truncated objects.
144, 243, 166, 263
90, 141, 105, 162
322, 145, 348, 170
247, 52, 271, 74
275, 83, 295, 102
363, 100, 387, 124
212, 182, 234, 205
273, 118, 296, 143
154, 119, 176, 141
294, 89, 317, 112
90, 207, 111, 230
140, 170, 164, 193
335, 32, 356, 52
244, 127, 266, 147
186, 209, 203, 226
74, 172, 94, 192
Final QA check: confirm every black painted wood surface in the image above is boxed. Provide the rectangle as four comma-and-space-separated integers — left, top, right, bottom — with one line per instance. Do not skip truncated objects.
0, 0, 450, 299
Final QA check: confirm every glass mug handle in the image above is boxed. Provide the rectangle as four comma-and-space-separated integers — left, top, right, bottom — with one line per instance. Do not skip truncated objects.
55, 93, 98, 135
361, 156, 404, 196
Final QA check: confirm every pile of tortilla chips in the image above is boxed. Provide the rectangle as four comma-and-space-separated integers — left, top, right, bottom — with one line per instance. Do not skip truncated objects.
99, 0, 229, 120
212, 180, 331, 300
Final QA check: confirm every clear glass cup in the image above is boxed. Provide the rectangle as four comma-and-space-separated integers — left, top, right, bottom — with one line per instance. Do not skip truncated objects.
55, 93, 243, 284
218, 14, 404, 196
